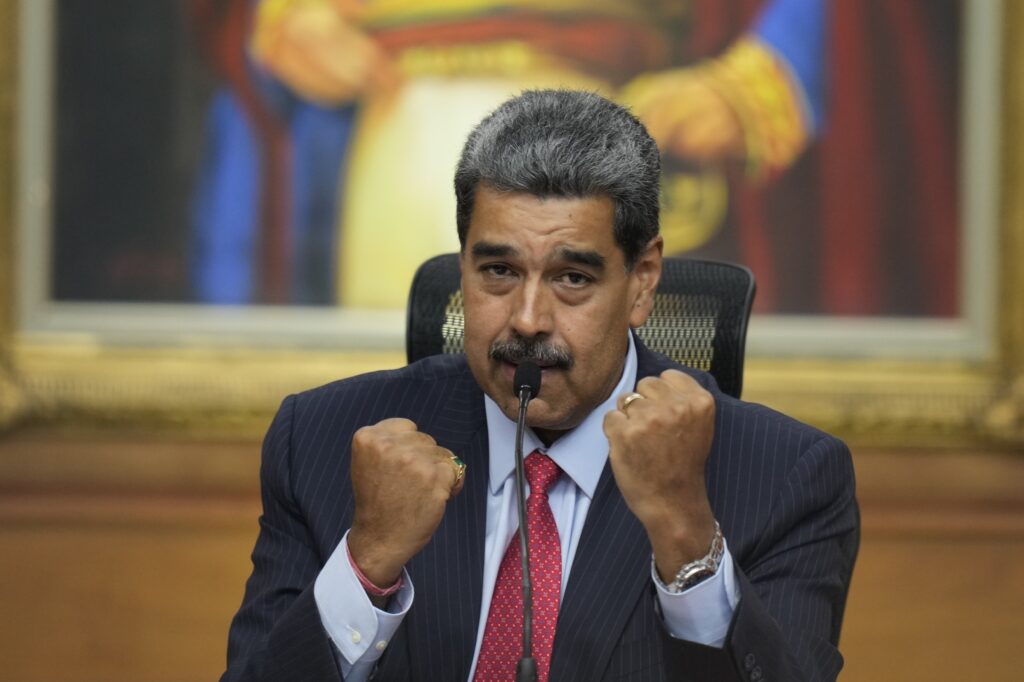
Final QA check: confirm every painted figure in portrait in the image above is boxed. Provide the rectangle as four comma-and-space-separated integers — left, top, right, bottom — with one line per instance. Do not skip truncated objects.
51, 1, 959, 318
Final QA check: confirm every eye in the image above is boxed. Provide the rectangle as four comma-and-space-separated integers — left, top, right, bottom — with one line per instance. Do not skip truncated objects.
480, 263, 515, 279
557, 271, 593, 287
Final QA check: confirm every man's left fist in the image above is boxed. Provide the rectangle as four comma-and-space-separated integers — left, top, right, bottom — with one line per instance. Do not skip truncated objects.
603, 369, 718, 578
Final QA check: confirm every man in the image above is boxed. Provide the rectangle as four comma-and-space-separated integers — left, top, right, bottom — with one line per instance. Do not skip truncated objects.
222, 89, 858, 681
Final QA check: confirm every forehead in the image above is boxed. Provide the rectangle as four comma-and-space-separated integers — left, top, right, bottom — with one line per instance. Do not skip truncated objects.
466, 187, 618, 258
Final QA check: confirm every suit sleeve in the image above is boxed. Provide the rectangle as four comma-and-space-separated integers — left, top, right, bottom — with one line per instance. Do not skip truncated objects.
221, 395, 345, 682
660, 434, 859, 682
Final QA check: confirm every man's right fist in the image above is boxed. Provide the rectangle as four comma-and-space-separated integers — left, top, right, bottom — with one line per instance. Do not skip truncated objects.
347, 418, 464, 588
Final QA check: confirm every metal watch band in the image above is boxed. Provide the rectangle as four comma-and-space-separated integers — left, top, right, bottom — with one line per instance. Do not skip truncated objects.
653, 521, 725, 594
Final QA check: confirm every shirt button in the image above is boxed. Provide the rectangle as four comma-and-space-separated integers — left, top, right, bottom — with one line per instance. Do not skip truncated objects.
351, 630, 362, 644
375, 640, 388, 652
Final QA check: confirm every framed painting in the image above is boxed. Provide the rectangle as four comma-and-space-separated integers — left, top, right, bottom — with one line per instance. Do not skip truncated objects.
0, 0, 1021, 447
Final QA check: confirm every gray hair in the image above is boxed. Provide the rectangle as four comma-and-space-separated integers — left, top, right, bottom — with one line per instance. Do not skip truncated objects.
454, 89, 660, 267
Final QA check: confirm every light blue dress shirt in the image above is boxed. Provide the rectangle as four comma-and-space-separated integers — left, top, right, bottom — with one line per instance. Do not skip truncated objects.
315, 334, 739, 681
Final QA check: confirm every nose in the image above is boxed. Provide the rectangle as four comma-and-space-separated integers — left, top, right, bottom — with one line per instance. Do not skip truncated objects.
509, 276, 554, 339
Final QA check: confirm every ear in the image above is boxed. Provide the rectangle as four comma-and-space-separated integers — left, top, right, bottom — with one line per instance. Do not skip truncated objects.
628, 236, 663, 329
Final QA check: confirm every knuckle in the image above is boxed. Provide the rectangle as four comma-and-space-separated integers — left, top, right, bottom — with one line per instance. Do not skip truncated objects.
416, 431, 438, 448
352, 425, 376, 449
661, 368, 691, 386
603, 417, 624, 441
694, 390, 715, 413
636, 376, 660, 392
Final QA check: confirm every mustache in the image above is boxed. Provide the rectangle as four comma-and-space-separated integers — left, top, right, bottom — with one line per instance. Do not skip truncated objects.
489, 336, 575, 370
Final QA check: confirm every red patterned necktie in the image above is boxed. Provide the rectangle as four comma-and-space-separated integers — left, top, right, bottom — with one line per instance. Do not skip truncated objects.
475, 451, 562, 682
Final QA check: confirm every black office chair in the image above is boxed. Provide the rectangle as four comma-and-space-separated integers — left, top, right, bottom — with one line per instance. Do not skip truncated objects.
406, 254, 756, 398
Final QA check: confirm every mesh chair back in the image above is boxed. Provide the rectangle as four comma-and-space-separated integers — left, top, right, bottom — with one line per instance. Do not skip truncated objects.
406, 254, 755, 398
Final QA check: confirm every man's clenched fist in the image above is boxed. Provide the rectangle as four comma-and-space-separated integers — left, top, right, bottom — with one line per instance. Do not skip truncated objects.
347, 418, 464, 589
603, 370, 718, 582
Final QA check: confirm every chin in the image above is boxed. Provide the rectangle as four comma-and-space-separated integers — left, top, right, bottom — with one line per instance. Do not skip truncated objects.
525, 400, 581, 433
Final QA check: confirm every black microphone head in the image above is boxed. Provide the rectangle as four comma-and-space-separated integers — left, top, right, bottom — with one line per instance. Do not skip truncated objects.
513, 361, 542, 400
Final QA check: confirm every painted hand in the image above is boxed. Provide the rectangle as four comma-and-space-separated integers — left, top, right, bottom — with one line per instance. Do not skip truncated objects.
251, 0, 398, 105
621, 68, 744, 164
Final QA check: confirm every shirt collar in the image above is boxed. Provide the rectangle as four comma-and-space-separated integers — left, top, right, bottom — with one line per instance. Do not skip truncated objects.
484, 332, 638, 499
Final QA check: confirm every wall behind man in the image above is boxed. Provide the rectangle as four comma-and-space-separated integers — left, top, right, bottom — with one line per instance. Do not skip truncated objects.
1, 434, 1022, 681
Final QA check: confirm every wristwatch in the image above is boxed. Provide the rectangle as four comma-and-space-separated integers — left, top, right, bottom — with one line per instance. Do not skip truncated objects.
654, 521, 725, 594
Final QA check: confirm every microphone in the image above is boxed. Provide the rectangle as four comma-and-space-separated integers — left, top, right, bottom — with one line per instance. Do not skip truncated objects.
511, 362, 541, 682
514, 362, 542, 403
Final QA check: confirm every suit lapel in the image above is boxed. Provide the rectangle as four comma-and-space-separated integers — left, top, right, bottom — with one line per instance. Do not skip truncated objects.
633, 334, 678, 383
549, 462, 652, 681
548, 339, 680, 680
403, 366, 489, 681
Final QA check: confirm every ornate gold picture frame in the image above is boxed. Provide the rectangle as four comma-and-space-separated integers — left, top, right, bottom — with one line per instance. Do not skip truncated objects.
1, 0, 1021, 449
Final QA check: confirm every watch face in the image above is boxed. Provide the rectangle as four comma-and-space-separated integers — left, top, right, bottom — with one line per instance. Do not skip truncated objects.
665, 521, 724, 592
679, 568, 716, 590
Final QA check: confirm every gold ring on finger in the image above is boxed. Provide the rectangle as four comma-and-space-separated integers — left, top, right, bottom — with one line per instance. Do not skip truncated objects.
622, 392, 645, 413
448, 454, 466, 487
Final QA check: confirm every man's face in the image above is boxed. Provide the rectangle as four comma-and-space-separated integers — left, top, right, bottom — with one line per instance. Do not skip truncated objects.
460, 185, 662, 442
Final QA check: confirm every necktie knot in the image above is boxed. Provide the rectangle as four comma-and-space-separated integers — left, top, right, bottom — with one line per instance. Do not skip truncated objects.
525, 451, 560, 496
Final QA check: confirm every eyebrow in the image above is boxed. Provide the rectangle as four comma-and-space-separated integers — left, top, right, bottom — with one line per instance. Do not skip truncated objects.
556, 247, 605, 270
469, 241, 605, 269
470, 241, 517, 260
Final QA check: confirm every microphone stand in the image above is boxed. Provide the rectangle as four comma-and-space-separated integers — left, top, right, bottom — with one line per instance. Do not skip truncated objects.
512, 363, 541, 682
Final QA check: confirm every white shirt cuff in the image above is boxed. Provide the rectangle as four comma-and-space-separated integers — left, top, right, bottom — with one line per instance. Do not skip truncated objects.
313, 531, 414, 679
654, 540, 739, 648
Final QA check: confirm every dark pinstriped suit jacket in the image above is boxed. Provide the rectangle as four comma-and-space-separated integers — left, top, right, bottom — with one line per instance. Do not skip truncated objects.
222, 340, 858, 682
